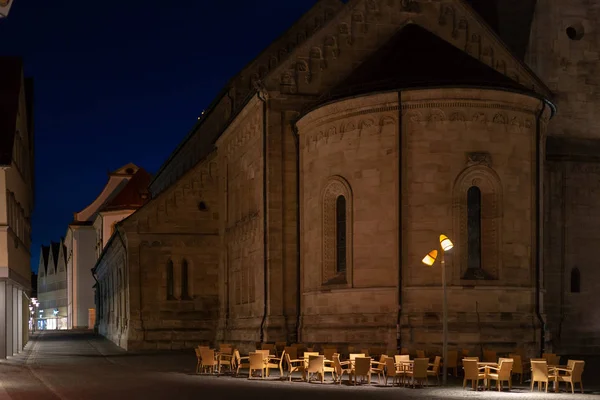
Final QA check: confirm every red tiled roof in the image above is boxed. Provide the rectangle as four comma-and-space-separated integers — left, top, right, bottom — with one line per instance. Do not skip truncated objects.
0, 57, 23, 166
101, 168, 152, 212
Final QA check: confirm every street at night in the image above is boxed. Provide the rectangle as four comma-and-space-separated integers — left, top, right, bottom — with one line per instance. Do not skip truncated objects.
0, 331, 596, 400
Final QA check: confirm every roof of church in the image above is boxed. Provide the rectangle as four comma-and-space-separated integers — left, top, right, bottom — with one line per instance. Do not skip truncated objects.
322, 24, 533, 104
40, 245, 50, 273
465, 0, 538, 60
100, 168, 152, 212
0, 57, 23, 166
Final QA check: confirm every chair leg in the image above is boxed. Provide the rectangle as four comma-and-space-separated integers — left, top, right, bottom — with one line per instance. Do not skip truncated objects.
530, 380, 534, 392
580, 381, 584, 393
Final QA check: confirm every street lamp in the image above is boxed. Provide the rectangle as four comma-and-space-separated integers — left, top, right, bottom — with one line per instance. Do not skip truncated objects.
422, 234, 454, 386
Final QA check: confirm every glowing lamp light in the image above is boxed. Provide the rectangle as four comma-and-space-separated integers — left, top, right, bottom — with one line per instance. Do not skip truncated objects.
440, 234, 454, 251
422, 249, 438, 267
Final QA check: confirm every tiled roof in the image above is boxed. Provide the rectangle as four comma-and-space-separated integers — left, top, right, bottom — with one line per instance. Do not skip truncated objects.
101, 168, 152, 212
0, 57, 23, 166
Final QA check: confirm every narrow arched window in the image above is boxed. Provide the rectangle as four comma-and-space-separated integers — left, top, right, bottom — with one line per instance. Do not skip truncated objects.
467, 186, 482, 270
336, 195, 347, 273
181, 259, 189, 299
166, 260, 174, 300
571, 268, 580, 293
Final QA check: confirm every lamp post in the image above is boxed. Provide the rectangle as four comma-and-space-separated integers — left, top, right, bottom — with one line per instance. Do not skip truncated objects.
422, 234, 454, 386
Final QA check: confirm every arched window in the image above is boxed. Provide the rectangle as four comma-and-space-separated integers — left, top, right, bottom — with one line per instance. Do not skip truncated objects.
336, 196, 347, 273
571, 268, 580, 293
467, 186, 482, 270
166, 260, 174, 300
181, 259, 189, 299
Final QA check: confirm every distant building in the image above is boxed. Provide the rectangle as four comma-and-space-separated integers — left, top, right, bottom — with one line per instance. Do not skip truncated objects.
0, 57, 34, 357
36, 241, 67, 330
64, 163, 148, 330
0, 0, 14, 18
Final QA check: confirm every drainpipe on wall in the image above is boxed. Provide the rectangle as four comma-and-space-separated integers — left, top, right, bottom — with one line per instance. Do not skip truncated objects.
292, 122, 301, 344
396, 91, 403, 352
535, 100, 548, 357
257, 88, 269, 344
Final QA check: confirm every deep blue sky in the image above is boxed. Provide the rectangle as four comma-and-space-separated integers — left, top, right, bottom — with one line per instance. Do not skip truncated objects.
0, 0, 317, 273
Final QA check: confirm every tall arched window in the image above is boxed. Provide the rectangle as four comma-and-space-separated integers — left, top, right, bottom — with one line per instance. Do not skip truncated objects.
467, 186, 482, 270
571, 268, 580, 293
166, 260, 174, 300
181, 259, 189, 299
336, 196, 347, 273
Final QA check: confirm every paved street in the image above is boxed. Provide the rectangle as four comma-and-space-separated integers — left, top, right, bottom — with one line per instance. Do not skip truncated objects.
0, 331, 598, 400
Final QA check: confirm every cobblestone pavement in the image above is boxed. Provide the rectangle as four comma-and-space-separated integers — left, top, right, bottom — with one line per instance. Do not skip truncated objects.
0, 331, 598, 400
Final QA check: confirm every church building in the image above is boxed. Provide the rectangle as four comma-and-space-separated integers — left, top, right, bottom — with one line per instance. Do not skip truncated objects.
94, 0, 600, 356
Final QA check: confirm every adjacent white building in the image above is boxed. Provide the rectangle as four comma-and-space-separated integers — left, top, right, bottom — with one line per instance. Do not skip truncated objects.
64, 163, 144, 329
36, 241, 67, 330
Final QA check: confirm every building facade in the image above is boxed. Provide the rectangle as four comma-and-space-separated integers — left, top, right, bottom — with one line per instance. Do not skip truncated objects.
94, 0, 600, 356
36, 241, 68, 330
64, 163, 143, 329
0, 57, 34, 358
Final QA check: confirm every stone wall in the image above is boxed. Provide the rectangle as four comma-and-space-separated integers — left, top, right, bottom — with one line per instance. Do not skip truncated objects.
297, 92, 399, 348
544, 138, 600, 354
122, 154, 220, 351
400, 88, 548, 356
215, 96, 265, 351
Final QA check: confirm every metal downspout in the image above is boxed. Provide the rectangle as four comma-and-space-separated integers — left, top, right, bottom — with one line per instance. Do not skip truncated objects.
535, 101, 547, 356
292, 123, 301, 344
397, 91, 403, 352
258, 90, 269, 344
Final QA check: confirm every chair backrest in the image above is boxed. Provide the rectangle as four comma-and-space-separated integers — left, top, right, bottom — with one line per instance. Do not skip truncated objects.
531, 360, 548, 381
463, 359, 479, 379
498, 359, 513, 379
255, 349, 269, 359
483, 350, 497, 362
350, 353, 366, 361
413, 358, 429, 378
571, 360, 585, 381
446, 350, 458, 367
219, 343, 232, 350
284, 346, 297, 360
261, 343, 276, 355
548, 354, 560, 366
464, 356, 480, 362
354, 357, 371, 375
323, 348, 337, 361
201, 349, 215, 366
234, 350, 241, 364
567, 359, 576, 369
307, 355, 324, 373
416, 350, 426, 358
220, 346, 233, 355
385, 357, 397, 376
360, 348, 370, 357
509, 354, 523, 373
373, 355, 387, 371
249, 352, 265, 369
432, 356, 441, 372
303, 351, 319, 360
395, 354, 410, 364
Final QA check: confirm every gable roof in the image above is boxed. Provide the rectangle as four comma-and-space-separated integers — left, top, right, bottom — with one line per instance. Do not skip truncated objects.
0, 57, 23, 166
50, 241, 60, 267
100, 168, 152, 212
325, 24, 531, 102
40, 245, 50, 273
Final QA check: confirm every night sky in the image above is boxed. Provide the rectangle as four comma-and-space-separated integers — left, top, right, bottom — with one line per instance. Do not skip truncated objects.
0, 0, 317, 273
